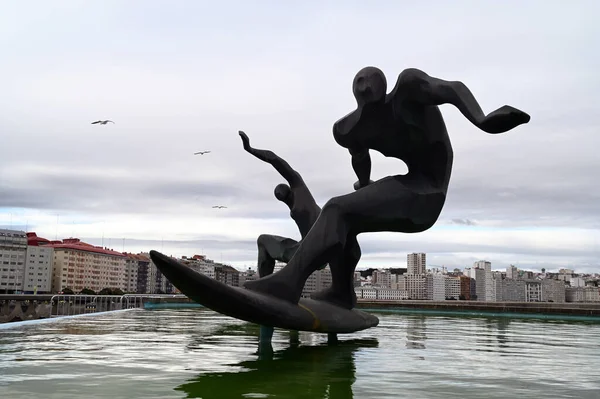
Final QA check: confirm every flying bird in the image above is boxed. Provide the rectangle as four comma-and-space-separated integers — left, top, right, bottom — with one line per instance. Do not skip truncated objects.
212, 205, 227, 209
91, 120, 115, 125
194, 151, 211, 155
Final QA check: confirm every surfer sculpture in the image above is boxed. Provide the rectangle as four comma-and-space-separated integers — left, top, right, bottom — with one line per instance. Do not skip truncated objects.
150, 66, 530, 336
238, 131, 362, 308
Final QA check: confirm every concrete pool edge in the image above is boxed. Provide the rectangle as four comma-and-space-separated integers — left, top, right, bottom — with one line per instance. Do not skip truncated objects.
0, 308, 139, 329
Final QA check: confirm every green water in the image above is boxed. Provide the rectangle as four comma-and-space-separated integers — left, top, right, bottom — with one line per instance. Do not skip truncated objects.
1, 308, 599, 398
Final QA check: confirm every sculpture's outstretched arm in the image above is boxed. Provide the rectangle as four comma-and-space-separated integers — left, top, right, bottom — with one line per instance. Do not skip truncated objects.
239, 131, 301, 185
394, 69, 531, 134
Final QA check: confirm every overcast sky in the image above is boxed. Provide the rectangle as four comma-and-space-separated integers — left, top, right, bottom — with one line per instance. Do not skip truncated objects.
1, 0, 599, 273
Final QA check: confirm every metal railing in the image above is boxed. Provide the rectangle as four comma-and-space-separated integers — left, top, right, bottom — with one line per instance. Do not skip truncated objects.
48, 294, 188, 317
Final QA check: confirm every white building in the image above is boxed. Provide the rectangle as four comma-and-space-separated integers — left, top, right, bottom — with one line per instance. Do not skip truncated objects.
566, 286, 600, 302
570, 277, 585, 288
391, 274, 406, 290
24, 233, 54, 294
182, 255, 216, 279
525, 281, 542, 302
407, 253, 426, 275
403, 274, 426, 300
474, 260, 492, 272
372, 269, 392, 288
355, 287, 409, 300
463, 267, 477, 280
0, 229, 28, 294
426, 273, 446, 300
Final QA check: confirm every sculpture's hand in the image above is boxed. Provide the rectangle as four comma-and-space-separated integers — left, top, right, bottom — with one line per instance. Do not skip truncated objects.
238, 131, 252, 151
354, 180, 374, 191
480, 106, 531, 134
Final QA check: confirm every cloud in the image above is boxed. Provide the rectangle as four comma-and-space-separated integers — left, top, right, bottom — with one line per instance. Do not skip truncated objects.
1, 0, 599, 274
450, 219, 478, 226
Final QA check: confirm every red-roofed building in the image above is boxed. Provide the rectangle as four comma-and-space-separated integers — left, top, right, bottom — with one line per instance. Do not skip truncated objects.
39, 235, 127, 293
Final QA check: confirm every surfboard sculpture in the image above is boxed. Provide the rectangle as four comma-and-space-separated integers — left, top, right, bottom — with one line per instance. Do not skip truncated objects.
151, 66, 529, 336
149, 251, 378, 333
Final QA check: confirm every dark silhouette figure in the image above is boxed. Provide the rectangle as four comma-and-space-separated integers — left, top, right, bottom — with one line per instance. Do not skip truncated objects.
245, 66, 530, 305
239, 131, 321, 277
240, 131, 361, 308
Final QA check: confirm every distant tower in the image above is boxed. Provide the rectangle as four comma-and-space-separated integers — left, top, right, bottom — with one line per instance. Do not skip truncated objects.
407, 253, 426, 275
474, 260, 491, 272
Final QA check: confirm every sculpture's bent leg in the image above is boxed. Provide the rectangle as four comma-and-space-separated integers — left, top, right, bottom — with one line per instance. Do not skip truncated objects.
245, 175, 447, 303
256, 234, 299, 277
256, 234, 300, 347
311, 234, 361, 309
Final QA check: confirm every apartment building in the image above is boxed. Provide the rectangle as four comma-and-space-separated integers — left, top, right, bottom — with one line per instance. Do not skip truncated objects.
50, 238, 126, 293
0, 229, 27, 293
24, 232, 54, 293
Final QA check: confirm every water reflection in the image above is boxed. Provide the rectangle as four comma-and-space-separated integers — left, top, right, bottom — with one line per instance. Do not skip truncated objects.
496, 318, 510, 348
176, 339, 378, 399
406, 316, 426, 349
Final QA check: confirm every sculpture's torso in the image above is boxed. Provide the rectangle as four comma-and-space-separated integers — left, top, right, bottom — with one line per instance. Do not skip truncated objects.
334, 98, 454, 193
289, 184, 321, 239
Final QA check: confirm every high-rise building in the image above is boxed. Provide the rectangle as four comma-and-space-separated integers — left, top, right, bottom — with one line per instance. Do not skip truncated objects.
24, 232, 54, 294
473, 260, 495, 301
506, 265, 519, 279
475, 268, 487, 301
0, 229, 28, 294
474, 260, 491, 272
407, 253, 426, 275
406, 253, 426, 299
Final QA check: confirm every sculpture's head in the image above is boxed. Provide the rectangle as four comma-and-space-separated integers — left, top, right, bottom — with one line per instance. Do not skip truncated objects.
274, 183, 293, 206
352, 66, 387, 107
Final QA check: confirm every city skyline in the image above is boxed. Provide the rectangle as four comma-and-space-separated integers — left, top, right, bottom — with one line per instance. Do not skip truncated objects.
1, 1, 599, 272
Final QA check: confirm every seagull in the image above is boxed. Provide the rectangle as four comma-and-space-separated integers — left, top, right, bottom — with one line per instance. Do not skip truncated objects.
212, 205, 227, 209
91, 120, 115, 125
194, 151, 211, 155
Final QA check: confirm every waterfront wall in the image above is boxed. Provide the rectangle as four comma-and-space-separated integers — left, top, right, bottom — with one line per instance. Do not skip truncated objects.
4, 295, 600, 323
355, 300, 600, 317
142, 296, 600, 317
